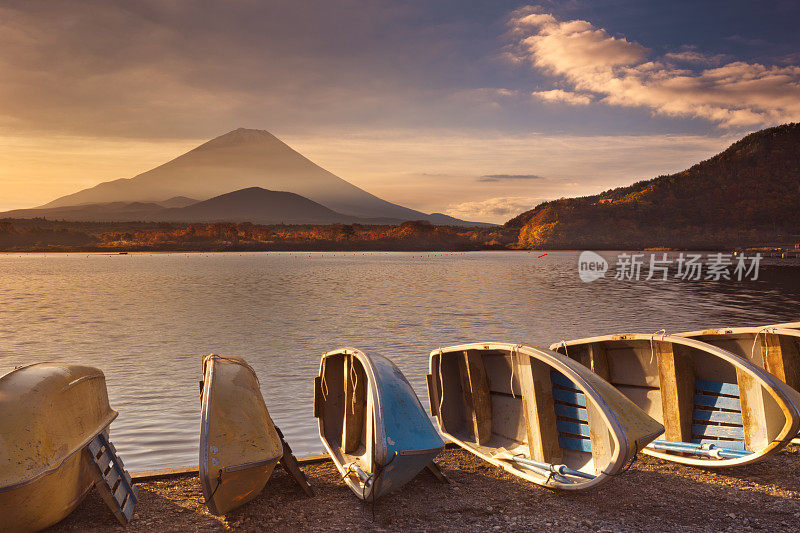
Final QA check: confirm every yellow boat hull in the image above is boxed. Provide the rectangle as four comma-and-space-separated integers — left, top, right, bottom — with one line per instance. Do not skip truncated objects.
0, 363, 117, 533
199, 355, 283, 515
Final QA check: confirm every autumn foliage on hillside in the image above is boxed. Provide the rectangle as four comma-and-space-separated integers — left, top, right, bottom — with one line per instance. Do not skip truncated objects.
506, 123, 800, 249
0, 219, 515, 252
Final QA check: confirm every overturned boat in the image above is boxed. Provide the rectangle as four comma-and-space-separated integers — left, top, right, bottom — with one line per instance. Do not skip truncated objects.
0, 363, 127, 532
200, 355, 284, 515
314, 348, 444, 500
551, 334, 800, 467
427, 343, 663, 490
678, 325, 800, 443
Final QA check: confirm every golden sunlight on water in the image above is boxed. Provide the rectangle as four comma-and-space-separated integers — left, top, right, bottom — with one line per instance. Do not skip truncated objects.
1, 251, 799, 471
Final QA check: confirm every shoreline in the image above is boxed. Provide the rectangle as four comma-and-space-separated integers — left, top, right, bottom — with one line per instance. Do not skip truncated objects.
48, 446, 800, 532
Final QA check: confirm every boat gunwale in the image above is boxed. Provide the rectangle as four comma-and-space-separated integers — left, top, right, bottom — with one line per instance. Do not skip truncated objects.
552, 333, 800, 465
428, 342, 630, 491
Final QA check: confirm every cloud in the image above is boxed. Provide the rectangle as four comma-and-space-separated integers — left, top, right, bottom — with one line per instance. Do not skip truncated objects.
479, 174, 546, 182
531, 89, 591, 105
509, 8, 800, 127
444, 196, 543, 220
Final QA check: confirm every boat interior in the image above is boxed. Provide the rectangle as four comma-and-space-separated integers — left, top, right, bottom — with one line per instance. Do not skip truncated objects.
432, 347, 611, 484
555, 339, 786, 458
318, 351, 374, 483
683, 330, 800, 392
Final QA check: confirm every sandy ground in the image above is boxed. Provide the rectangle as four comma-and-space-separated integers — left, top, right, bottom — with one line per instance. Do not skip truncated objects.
48, 445, 800, 532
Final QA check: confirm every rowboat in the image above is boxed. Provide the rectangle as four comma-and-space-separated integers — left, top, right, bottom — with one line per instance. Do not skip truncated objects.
551, 334, 800, 467
0, 363, 118, 532
677, 325, 800, 444
427, 343, 663, 490
314, 348, 445, 500
200, 355, 284, 515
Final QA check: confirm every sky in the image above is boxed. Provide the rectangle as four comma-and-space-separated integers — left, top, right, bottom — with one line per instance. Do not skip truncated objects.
1, 1, 799, 222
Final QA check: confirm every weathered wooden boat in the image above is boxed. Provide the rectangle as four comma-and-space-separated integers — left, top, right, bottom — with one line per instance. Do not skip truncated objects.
0, 363, 118, 532
427, 343, 663, 490
314, 348, 445, 500
678, 325, 800, 444
551, 334, 800, 467
200, 354, 284, 515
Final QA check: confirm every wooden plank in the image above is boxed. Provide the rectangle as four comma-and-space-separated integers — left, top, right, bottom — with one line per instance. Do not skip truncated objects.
554, 403, 588, 422
458, 350, 492, 445
694, 394, 741, 411
736, 367, 773, 451
656, 342, 696, 443
558, 436, 592, 452
584, 343, 613, 472
555, 419, 591, 437
695, 379, 740, 396
691, 423, 745, 439
425, 460, 449, 483
552, 388, 586, 407
516, 353, 562, 463
550, 372, 577, 389
762, 333, 800, 391
426, 373, 440, 418
588, 343, 611, 380
693, 409, 743, 425
341, 354, 366, 454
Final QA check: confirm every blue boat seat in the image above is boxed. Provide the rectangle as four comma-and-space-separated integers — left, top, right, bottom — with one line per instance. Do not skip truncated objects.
690, 379, 746, 451
551, 371, 592, 453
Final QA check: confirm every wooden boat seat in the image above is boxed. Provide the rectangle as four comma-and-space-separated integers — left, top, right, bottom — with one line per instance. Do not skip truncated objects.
691, 379, 746, 450
551, 371, 592, 453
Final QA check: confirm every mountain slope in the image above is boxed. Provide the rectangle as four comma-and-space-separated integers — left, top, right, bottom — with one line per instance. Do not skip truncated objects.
40, 128, 484, 225
1, 201, 166, 222
154, 187, 362, 224
507, 123, 800, 248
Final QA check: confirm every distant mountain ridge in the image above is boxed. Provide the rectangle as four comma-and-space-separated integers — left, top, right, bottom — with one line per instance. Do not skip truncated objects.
2, 187, 411, 225
506, 123, 800, 248
33, 128, 488, 226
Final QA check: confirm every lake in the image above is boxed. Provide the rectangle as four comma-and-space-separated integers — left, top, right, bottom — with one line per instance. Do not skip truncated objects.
1, 250, 799, 472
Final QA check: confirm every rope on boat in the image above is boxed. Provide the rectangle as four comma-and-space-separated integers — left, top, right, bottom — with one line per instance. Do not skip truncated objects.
559, 340, 569, 357
349, 353, 359, 415
649, 329, 667, 365
320, 355, 329, 400
751, 326, 776, 362
198, 469, 223, 506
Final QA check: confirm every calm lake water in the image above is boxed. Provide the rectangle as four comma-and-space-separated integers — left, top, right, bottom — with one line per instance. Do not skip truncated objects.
1, 251, 799, 472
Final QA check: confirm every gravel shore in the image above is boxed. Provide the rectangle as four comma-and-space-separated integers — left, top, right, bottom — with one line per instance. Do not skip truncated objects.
48, 445, 800, 532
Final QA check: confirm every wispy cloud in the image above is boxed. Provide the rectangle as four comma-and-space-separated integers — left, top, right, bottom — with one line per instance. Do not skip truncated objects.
479, 174, 545, 182
445, 196, 543, 220
531, 89, 591, 106
509, 7, 800, 127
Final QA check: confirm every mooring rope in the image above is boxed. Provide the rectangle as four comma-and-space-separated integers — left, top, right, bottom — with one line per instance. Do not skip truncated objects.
649, 329, 667, 365
320, 355, 329, 400
751, 326, 775, 361
349, 353, 359, 415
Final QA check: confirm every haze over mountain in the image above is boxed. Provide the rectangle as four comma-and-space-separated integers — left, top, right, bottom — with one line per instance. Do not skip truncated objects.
36, 128, 481, 225
506, 123, 800, 249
